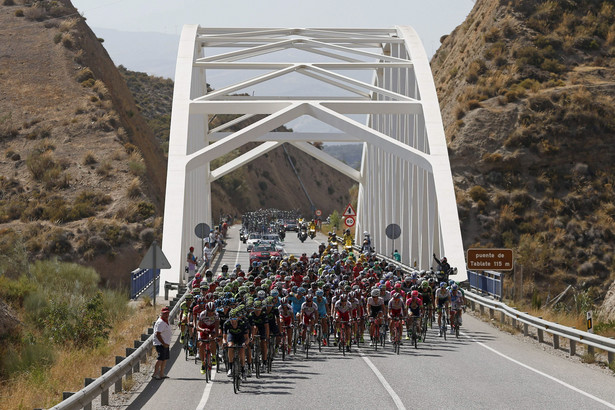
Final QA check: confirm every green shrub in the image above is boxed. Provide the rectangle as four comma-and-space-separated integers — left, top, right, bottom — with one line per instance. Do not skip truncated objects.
128, 160, 146, 176
1, 342, 55, 377
137, 201, 156, 219
468, 185, 489, 202
53, 32, 62, 44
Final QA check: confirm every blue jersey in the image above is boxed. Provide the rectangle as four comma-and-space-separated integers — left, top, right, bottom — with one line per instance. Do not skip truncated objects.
315, 296, 327, 316
288, 294, 305, 315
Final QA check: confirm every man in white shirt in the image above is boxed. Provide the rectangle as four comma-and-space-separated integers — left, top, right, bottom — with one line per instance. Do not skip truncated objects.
153, 306, 172, 379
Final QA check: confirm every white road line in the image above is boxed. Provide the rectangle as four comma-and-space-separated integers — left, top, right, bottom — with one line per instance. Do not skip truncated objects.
358, 350, 406, 410
463, 332, 615, 409
196, 369, 217, 410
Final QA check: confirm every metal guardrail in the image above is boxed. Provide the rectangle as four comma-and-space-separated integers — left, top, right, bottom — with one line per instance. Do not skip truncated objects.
51, 242, 222, 409
464, 291, 615, 365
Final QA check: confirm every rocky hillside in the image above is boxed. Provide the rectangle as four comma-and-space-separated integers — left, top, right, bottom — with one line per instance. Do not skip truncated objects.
432, 0, 615, 313
0, 0, 167, 286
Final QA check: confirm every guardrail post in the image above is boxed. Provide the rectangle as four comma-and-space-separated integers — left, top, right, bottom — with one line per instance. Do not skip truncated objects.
500, 311, 505, 324
470, 300, 475, 311
553, 334, 559, 350
537, 318, 544, 343
569, 327, 576, 356
101, 366, 111, 405
84, 378, 95, 410
115, 356, 124, 392
523, 315, 529, 337
512, 317, 517, 328
479, 304, 484, 316
489, 308, 494, 320
587, 344, 595, 356
608, 343, 614, 366
127, 348, 138, 373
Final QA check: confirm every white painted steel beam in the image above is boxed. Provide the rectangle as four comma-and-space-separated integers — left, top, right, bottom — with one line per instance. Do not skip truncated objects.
160, 25, 468, 295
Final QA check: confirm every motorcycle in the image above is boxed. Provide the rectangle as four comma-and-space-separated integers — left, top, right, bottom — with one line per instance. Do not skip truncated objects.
278, 229, 286, 241
308, 228, 316, 239
299, 230, 308, 243
240, 229, 248, 243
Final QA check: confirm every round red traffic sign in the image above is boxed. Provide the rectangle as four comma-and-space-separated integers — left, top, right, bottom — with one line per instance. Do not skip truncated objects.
344, 216, 355, 227
315, 209, 322, 216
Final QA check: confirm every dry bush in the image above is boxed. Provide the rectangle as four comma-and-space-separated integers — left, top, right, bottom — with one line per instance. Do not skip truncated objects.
24, 6, 46, 21
58, 17, 78, 33
75, 68, 94, 83
82, 151, 97, 165
126, 178, 142, 199
96, 161, 112, 177
468, 185, 489, 203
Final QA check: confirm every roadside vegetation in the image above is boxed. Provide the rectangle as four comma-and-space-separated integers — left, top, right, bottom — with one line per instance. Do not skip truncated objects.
0, 254, 158, 409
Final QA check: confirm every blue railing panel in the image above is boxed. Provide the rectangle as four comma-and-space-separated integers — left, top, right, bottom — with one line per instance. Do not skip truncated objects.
130, 268, 160, 299
468, 270, 502, 299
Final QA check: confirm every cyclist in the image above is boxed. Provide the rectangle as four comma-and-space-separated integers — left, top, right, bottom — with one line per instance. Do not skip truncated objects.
334, 294, 352, 351
450, 284, 465, 330
314, 289, 329, 346
300, 294, 319, 345
264, 296, 281, 350
367, 288, 385, 344
388, 291, 406, 343
406, 290, 423, 341
179, 293, 193, 344
419, 280, 435, 330
223, 309, 249, 380
197, 302, 220, 374
435, 282, 451, 337
248, 301, 268, 371
279, 297, 294, 354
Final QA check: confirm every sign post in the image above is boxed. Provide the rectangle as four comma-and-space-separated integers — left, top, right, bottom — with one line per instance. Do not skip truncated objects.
139, 240, 171, 309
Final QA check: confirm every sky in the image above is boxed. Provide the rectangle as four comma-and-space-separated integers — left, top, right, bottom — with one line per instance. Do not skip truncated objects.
70, 0, 475, 133
72, 0, 475, 66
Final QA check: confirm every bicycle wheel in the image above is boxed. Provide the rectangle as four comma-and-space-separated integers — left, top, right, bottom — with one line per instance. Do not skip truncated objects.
317, 325, 322, 352
254, 345, 261, 379
442, 323, 447, 341
205, 353, 211, 383
233, 358, 239, 394
281, 338, 286, 361
422, 322, 427, 343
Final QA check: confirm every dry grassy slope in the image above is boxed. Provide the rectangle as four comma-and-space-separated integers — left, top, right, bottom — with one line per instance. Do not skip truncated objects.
0, 1, 166, 286
430, 0, 615, 316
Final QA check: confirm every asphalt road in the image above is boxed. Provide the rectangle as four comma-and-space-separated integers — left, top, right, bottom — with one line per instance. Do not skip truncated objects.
123, 225, 615, 410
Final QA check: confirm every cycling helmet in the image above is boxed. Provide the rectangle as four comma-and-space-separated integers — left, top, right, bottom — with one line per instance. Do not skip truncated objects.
298, 287, 306, 295
305, 294, 313, 302
451, 284, 458, 290
280, 297, 288, 305
371, 288, 381, 297
393, 291, 401, 299
394, 283, 402, 289
206, 301, 216, 311
265, 297, 274, 306
191, 288, 200, 295
257, 290, 266, 299
205, 270, 213, 277
271, 289, 279, 297
315, 290, 324, 297
440, 282, 446, 288
340, 294, 348, 301
421, 280, 429, 288
254, 300, 263, 309
185, 293, 193, 300
200, 282, 208, 289
222, 264, 228, 270
411, 290, 419, 297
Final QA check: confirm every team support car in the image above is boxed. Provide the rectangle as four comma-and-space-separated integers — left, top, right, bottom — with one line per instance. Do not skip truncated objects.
249, 242, 281, 266
284, 220, 298, 231
246, 232, 263, 250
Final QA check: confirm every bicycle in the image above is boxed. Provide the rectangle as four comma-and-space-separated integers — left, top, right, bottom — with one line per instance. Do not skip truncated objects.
421, 310, 429, 343
304, 323, 312, 359
390, 317, 403, 354
380, 321, 387, 349
252, 334, 261, 379
439, 308, 448, 341
314, 321, 322, 352
267, 334, 275, 373
369, 317, 381, 351
227, 345, 242, 394
409, 315, 420, 349
451, 308, 461, 338
338, 320, 349, 355
183, 325, 195, 361
200, 336, 218, 382
280, 323, 289, 361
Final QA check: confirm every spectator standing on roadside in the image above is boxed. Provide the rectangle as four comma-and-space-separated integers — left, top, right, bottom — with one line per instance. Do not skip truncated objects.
187, 247, 197, 280
203, 242, 212, 269
153, 306, 172, 380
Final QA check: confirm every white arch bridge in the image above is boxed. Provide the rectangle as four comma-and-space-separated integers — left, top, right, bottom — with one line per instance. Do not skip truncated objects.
160, 26, 466, 289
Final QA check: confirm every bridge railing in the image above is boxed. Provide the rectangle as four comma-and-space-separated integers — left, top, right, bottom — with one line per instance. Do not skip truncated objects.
130, 268, 160, 299
467, 270, 502, 299
50, 242, 222, 409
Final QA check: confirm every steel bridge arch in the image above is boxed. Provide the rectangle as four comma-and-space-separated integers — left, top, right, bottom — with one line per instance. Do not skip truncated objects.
160, 26, 466, 291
